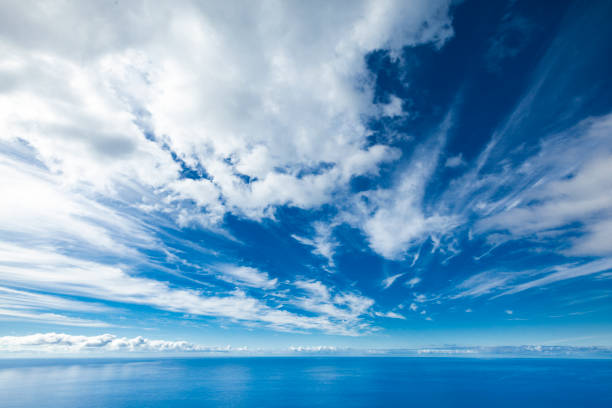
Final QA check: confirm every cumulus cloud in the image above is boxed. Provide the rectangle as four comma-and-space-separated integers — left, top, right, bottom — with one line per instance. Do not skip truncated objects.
0, 333, 235, 353
289, 345, 338, 353
0, 0, 454, 226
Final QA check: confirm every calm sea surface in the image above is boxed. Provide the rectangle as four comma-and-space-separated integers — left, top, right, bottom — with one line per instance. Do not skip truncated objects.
0, 357, 611, 407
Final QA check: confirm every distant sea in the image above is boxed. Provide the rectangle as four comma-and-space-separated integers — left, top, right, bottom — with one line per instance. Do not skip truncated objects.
1, 357, 611, 407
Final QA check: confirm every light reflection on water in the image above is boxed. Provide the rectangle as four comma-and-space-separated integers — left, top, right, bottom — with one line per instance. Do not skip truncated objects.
0, 358, 611, 408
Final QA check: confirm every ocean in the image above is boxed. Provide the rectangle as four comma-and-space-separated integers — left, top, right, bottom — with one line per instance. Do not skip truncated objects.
1, 357, 611, 407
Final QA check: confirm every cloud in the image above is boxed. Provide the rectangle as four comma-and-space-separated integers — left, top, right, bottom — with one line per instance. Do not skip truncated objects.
0, 150, 157, 258
0, 309, 110, 328
292, 280, 374, 332
374, 311, 406, 320
289, 345, 338, 353
0, 333, 234, 353
342, 115, 458, 260
472, 113, 612, 257
0, 243, 371, 335
292, 222, 339, 268
0, 286, 113, 314
381, 95, 404, 117
0, 286, 114, 327
0, 0, 454, 226
444, 154, 465, 168
381, 273, 404, 289
450, 270, 519, 299
0, 0, 459, 337
417, 345, 612, 358
216, 265, 278, 289
406, 277, 421, 288
495, 258, 612, 298
450, 258, 612, 300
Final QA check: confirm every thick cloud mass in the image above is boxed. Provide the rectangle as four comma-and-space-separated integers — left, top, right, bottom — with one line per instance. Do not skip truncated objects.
0, 0, 453, 223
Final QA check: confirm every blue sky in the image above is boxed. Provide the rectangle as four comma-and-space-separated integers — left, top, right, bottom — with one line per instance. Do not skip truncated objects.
1, 0, 611, 355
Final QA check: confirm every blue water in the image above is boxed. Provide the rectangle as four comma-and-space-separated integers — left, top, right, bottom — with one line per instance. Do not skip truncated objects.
1, 357, 611, 407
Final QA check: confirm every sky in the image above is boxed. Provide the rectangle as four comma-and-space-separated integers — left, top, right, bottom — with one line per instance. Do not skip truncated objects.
0, 0, 611, 356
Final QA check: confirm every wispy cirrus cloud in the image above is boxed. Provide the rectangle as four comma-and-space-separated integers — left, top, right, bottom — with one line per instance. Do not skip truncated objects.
215, 265, 278, 289
0, 310, 110, 328
449, 258, 612, 300
342, 115, 458, 260
292, 222, 339, 268
381, 273, 405, 290
0, 242, 375, 335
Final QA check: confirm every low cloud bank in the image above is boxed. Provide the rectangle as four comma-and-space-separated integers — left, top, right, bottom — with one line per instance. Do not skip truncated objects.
1, 333, 610, 358
0, 333, 240, 354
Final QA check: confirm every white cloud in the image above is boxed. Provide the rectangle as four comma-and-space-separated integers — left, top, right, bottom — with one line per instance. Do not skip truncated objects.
342, 115, 458, 259
450, 270, 518, 299
0, 309, 110, 328
0, 1, 456, 336
0, 243, 370, 335
292, 222, 339, 267
374, 311, 406, 319
0, 333, 233, 353
496, 258, 612, 297
505, 310, 513, 315
406, 277, 421, 287
449, 258, 612, 300
0, 0, 454, 227
0, 152, 156, 258
381, 273, 404, 289
444, 153, 465, 168
289, 345, 338, 353
216, 265, 278, 289
0, 286, 113, 314
409, 303, 418, 312
473, 114, 612, 256
292, 280, 374, 331
0, 286, 114, 327
381, 95, 404, 117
